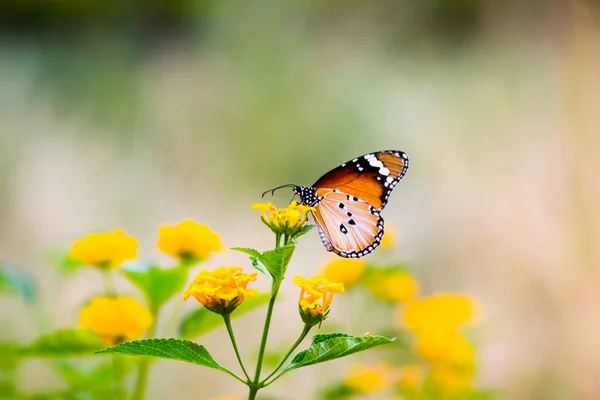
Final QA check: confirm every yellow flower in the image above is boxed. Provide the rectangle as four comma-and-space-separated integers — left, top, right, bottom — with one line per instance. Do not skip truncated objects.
293, 274, 344, 326
252, 201, 314, 237
158, 220, 223, 262
401, 293, 479, 332
368, 270, 418, 302
396, 364, 424, 391
183, 266, 258, 315
321, 257, 365, 288
415, 329, 475, 366
345, 362, 395, 394
380, 224, 400, 249
430, 363, 475, 393
79, 297, 153, 345
70, 230, 138, 268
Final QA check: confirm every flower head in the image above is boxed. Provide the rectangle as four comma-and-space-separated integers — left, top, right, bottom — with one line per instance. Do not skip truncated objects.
396, 364, 424, 391
79, 297, 153, 345
322, 258, 365, 288
368, 270, 418, 302
293, 274, 344, 326
70, 230, 138, 269
415, 329, 475, 366
252, 201, 314, 237
183, 266, 258, 315
401, 293, 479, 333
158, 220, 223, 262
345, 362, 395, 394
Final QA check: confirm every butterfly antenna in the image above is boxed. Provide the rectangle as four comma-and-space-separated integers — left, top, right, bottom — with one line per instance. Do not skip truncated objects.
261, 183, 297, 198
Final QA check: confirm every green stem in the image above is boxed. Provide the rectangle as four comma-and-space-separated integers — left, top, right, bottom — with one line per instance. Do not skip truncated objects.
112, 355, 126, 400
223, 314, 251, 381
261, 324, 311, 385
250, 280, 281, 397
275, 233, 281, 248
132, 310, 158, 400
102, 269, 116, 297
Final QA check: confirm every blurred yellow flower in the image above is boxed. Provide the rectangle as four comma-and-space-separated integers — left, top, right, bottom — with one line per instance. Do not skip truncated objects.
368, 270, 418, 302
396, 364, 424, 390
430, 363, 475, 393
401, 293, 479, 332
321, 257, 365, 288
70, 229, 138, 268
252, 201, 314, 237
79, 297, 152, 345
415, 329, 475, 366
158, 220, 223, 261
183, 266, 258, 315
345, 362, 395, 394
294, 274, 344, 326
380, 224, 400, 249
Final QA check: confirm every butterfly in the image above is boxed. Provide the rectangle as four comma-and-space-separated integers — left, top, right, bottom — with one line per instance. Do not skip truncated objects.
263, 150, 409, 258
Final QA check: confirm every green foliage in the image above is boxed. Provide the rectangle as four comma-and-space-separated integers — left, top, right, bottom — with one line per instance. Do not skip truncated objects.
48, 248, 84, 275
179, 293, 270, 339
0, 262, 35, 303
281, 333, 394, 374
55, 360, 133, 400
96, 338, 228, 373
291, 224, 315, 240
121, 261, 189, 312
234, 244, 296, 281
20, 329, 104, 358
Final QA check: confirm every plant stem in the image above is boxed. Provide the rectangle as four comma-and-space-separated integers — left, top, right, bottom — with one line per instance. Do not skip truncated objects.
249, 280, 281, 398
112, 355, 126, 400
223, 314, 251, 381
132, 311, 158, 400
261, 324, 311, 385
102, 269, 116, 297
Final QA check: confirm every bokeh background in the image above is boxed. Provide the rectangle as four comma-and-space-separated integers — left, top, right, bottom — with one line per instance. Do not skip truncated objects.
2, 1, 600, 399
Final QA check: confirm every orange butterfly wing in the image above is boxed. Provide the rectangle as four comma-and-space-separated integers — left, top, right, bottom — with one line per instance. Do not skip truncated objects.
312, 150, 408, 211
312, 189, 384, 258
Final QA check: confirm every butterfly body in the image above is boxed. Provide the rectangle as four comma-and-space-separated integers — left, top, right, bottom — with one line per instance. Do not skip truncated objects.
292, 150, 409, 258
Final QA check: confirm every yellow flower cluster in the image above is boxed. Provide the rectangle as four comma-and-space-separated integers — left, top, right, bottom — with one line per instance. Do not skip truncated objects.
158, 220, 223, 262
294, 274, 344, 326
321, 258, 365, 288
183, 266, 258, 315
399, 293, 479, 393
79, 297, 153, 345
252, 201, 314, 237
70, 230, 138, 269
368, 270, 418, 302
345, 362, 395, 394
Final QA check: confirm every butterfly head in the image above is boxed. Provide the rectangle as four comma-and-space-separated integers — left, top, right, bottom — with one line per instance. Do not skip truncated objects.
293, 185, 319, 207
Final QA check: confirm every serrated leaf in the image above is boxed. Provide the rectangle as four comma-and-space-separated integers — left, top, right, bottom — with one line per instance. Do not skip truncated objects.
0, 262, 35, 303
282, 333, 393, 373
21, 329, 104, 357
96, 339, 226, 373
291, 224, 315, 240
256, 244, 295, 281
121, 261, 189, 312
231, 247, 262, 258
179, 293, 270, 339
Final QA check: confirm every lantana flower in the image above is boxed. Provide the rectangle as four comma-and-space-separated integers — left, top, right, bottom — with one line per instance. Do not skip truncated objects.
368, 270, 418, 302
344, 362, 395, 394
183, 266, 258, 315
79, 296, 153, 345
293, 274, 344, 327
158, 220, 223, 262
321, 258, 366, 288
401, 293, 479, 332
252, 201, 314, 237
70, 229, 138, 269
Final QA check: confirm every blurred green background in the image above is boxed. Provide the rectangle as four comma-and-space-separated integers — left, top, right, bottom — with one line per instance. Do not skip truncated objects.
2, 1, 600, 399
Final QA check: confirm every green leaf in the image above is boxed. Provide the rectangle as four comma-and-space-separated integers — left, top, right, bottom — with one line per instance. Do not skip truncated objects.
231, 247, 262, 258
48, 248, 84, 275
282, 333, 393, 373
179, 293, 270, 339
291, 224, 315, 240
121, 261, 189, 312
256, 244, 295, 281
21, 329, 104, 357
0, 262, 35, 303
0, 342, 20, 368
96, 338, 226, 373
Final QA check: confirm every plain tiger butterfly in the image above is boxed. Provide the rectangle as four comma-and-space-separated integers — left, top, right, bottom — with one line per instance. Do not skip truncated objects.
263, 150, 409, 258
